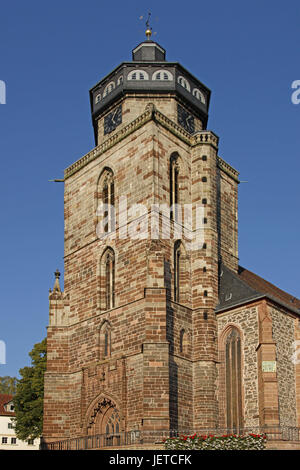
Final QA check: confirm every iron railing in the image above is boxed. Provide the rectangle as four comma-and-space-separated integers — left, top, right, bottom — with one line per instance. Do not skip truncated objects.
41, 426, 300, 450
41, 430, 140, 450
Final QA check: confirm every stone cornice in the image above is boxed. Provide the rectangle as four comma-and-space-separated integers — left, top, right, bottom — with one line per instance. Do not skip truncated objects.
152, 106, 192, 144
64, 105, 154, 179
217, 156, 240, 182
64, 104, 235, 180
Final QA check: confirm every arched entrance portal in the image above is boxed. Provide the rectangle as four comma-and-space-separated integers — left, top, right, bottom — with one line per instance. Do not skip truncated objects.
85, 396, 122, 446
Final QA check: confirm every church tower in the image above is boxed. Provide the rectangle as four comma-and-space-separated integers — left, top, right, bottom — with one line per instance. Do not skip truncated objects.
43, 30, 255, 447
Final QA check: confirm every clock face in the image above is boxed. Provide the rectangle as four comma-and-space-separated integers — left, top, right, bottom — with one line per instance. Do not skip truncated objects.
104, 105, 122, 135
177, 104, 195, 134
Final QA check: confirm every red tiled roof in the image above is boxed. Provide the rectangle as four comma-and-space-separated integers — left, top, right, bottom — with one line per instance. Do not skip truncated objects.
238, 266, 300, 311
0, 394, 15, 416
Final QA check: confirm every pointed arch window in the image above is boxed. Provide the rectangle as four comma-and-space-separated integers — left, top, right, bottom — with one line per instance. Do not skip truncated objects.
99, 248, 116, 311
105, 250, 115, 310
225, 328, 243, 432
174, 241, 181, 302
97, 168, 115, 235
104, 330, 109, 357
103, 173, 114, 233
105, 410, 120, 446
98, 321, 112, 359
180, 328, 188, 354
170, 154, 179, 221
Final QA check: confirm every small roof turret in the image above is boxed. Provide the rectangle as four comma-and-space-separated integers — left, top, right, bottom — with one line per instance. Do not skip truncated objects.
132, 12, 166, 62
132, 41, 166, 62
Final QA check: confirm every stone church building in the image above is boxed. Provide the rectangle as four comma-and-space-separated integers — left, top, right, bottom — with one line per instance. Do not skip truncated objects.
42, 34, 300, 449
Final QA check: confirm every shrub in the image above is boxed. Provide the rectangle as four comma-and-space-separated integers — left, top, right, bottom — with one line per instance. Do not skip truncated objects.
163, 433, 267, 450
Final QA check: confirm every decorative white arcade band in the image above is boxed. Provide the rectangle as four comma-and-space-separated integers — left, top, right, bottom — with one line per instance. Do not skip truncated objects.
0, 340, 6, 365
0, 81, 6, 105
96, 199, 205, 251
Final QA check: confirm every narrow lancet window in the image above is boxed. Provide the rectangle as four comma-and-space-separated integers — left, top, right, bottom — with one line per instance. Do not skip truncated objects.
180, 329, 185, 353
170, 155, 179, 221
98, 321, 112, 360
104, 330, 109, 357
225, 328, 243, 432
105, 250, 115, 310
174, 241, 181, 302
102, 170, 115, 233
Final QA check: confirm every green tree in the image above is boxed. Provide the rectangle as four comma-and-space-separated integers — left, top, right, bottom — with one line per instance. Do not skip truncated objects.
13, 338, 47, 440
0, 376, 18, 394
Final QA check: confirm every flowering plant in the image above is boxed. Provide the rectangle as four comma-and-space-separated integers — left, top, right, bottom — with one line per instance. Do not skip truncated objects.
163, 433, 267, 450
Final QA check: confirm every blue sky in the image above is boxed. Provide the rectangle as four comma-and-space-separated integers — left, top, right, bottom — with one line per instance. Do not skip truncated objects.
0, 0, 299, 378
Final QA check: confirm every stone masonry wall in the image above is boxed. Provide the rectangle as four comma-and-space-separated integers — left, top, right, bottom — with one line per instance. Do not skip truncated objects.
44, 98, 243, 443
217, 306, 260, 428
217, 166, 239, 273
270, 305, 297, 426
96, 95, 203, 146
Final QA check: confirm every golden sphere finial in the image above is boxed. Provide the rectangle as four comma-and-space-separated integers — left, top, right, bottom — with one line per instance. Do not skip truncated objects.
145, 11, 152, 40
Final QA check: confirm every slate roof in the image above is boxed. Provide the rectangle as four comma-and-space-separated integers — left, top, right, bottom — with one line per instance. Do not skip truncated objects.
238, 266, 300, 310
216, 264, 300, 315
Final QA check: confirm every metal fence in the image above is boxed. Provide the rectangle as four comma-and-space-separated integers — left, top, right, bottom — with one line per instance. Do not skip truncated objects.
41, 430, 141, 450
41, 426, 300, 450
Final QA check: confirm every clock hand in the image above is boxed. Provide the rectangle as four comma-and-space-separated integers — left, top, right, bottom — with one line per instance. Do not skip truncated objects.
112, 109, 118, 124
